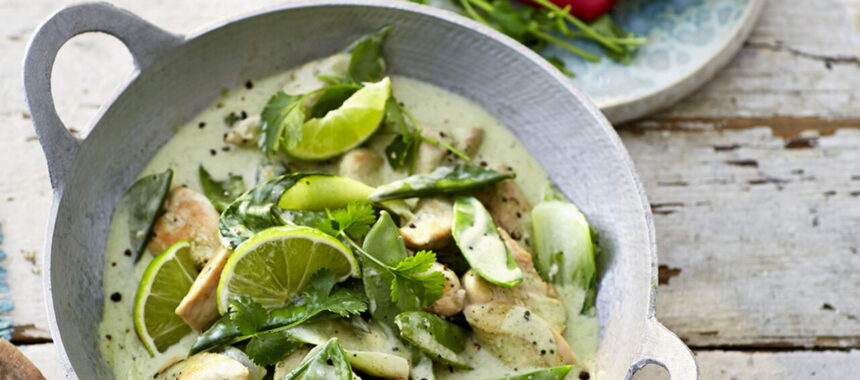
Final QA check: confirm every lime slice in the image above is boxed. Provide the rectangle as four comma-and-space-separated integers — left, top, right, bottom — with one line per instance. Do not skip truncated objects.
287, 77, 391, 160
278, 175, 374, 210
217, 226, 359, 313
134, 241, 199, 355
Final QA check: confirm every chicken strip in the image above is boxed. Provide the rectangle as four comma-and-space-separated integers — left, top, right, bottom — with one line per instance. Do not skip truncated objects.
399, 198, 454, 250
414, 128, 452, 174
179, 353, 249, 380
223, 115, 261, 146
474, 166, 531, 243
175, 247, 232, 332
424, 262, 465, 317
338, 148, 384, 186
149, 187, 221, 266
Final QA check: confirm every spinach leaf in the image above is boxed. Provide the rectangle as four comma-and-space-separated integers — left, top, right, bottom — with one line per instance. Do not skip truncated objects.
121, 168, 173, 261
344, 25, 392, 84
283, 338, 353, 380
495, 365, 574, 380
219, 173, 316, 249
394, 311, 472, 369
199, 165, 245, 212
259, 91, 306, 156
369, 165, 515, 201
245, 329, 303, 366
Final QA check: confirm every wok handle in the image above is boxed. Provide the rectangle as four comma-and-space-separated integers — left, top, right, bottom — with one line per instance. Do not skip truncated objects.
628, 318, 699, 379
22, 2, 182, 189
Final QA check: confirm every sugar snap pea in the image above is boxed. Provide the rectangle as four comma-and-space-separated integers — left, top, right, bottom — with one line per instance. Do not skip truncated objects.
283, 338, 353, 380
394, 311, 472, 369
495, 365, 574, 380
369, 164, 514, 201
452, 195, 523, 287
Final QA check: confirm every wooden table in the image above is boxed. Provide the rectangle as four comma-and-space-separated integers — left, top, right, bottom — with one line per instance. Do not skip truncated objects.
2, 0, 857, 378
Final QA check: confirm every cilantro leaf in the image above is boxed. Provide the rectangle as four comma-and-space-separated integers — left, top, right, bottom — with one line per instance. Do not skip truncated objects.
317, 202, 377, 240
259, 91, 306, 155
228, 296, 268, 336
383, 98, 422, 172
245, 330, 303, 366
390, 251, 446, 309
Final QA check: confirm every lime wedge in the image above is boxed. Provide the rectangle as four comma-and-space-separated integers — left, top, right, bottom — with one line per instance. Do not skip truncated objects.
278, 175, 374, 211
287, 77, 391, 160
217, 226, 359, 313
134, 241, 199, 355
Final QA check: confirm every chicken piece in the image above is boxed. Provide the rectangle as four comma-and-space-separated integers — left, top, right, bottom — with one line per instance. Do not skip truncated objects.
459, 127, 484, 157
338, 148, 384, 186
462, 228, 577, 367
424, 262, 466, 317
462, 229, 566, 330
463, 302, 576, 368
175, 247, 232, 332
179, 353, 249, 380
224, 115, 261, 146
474, 166, 531, 244
399, 198, 454, 250
414, 129, 453, 174
149, 187, 221, 266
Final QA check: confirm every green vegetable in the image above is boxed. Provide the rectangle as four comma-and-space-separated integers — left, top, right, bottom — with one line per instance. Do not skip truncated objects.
308, 84, 361, 118
283, 338, 353, 380
383, 97, 470, 173
244, 329, 303, 366
394, 311, 472, 369
315, 201, 377, 241
531, 191, 597, 313
190, 270, 366, 355
344, 25, 392, 84
360, 211, 410, 327
495, 365, 574, 380
452, 196, 523, 287
319, 209, 446, 311
219, 173, 319, 249
259, 91, 305, 156
121, 168, 173, 261
369, 165, 514, 201
199, 165, 245, 212
224, 111, 242, 126
278, 176, 375, 211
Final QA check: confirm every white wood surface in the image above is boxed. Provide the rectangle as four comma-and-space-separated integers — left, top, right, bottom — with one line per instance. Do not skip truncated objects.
2, 0, 859, 378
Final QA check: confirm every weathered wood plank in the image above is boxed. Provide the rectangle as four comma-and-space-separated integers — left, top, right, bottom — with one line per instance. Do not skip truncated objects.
658, 0, 860, 119
619, 124, 860, 349
17, 343, 66, 380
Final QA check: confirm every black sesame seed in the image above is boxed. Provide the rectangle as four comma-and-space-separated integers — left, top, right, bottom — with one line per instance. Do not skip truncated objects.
110, 292, 122, 302
221, 146, 231, 152
124, 249, 132, 257
579, 371, 590, 380
523, 310, 531, 320
245, 80, 254, 89
105, 334, 112, 340
540, 349, 546, 355
210, 149, 217, 156
198, 122, 206, 128
240, 111, 248, 119
326, 359, 334, 366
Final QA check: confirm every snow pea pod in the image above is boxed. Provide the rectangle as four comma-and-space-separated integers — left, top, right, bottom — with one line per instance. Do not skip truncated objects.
283, 338, 353, 380
121, 168, 172, 261
368, 164, 514, 201
452, 195, 523, 287
360, 211, 411, 328
495, 365, 574, 380
394, 311, 472, 369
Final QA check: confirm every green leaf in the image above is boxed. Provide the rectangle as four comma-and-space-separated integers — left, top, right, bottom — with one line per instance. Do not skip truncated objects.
390, 251, 446, 310
486, 0, 533, 40
383, 97, 422, 171
189, 316, 240, 355
121, 168, 173, 261
229, 296, 268, 336
394, 311, 472, 369
259, 91, 306, 155
219, 173, 316, 249
589, 15, 640, 64
283, 338, 353, 380
546, 56, 574, 77
316, 202, 377, 240
360, 211, 410, 327
224, 111, 242, 127
495, 365, 574, 380
199, 165, 246, 212
245, 329, 303, 366
369, 164, 515, 201
308, 84, 361, 119
344, 25, 392, 84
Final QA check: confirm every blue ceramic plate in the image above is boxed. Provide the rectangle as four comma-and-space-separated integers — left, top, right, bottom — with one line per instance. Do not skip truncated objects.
432, 0, 763, 123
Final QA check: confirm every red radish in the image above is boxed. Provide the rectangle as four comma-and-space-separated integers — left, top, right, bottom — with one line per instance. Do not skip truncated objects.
524, 0, 619, 21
